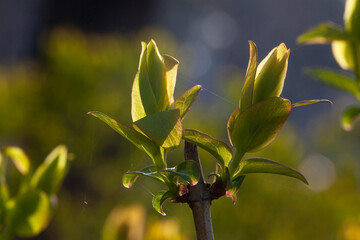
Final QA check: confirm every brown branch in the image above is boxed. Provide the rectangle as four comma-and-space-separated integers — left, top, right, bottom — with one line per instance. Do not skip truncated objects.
184, 141, 214, 240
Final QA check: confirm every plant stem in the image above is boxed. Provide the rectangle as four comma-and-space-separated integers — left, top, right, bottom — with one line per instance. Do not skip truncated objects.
351, 41, 360, 83
184, 141, 214, 240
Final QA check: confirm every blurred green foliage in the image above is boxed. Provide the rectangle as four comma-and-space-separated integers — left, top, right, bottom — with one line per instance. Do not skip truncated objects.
0, 28, 360, 239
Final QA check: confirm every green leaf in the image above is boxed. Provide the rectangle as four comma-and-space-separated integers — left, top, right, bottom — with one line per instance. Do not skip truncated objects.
133, 109, 182, 150
182, 129, 232, 168
152, 190, 174, 216
122, 166, 165, 188
253, 43, 290, 103
163, 54, 179, 105
291, 99, 333, 108
342, 106, 360, 131
5, 190, 51, 237
236, 158, 308, 184
160, 161, 199, 186
131, 72, 148, 122
226, 175, 245, 205
88, 111, 166, 169
305, 68, 359, 97
227, 97, 291, 153
146, 40, 168, 111
3, 147, 30, 175
133, 42, 158, 119
297, 22, 350, 44
172, 85, 202, 119
331, 40, 359, 70
344, 0, 360, 41
31, 145, 68, 195
240, 41, 258, 112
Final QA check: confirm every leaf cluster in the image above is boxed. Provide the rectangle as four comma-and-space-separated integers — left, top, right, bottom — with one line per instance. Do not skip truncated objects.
90, 40, 330, 215
0, 145, 70, 239
298, 0, 360, 130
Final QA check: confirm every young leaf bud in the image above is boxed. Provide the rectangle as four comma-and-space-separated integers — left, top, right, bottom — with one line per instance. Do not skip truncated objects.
253, 43, 290, 103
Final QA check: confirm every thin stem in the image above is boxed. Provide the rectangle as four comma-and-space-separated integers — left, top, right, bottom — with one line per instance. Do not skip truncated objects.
351, 41, 360, 83
0, 154, 6, 184
184, 141, 214, 240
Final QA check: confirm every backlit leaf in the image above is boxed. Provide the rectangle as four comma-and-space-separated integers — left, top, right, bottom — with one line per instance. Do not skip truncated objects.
122, 166, 165, 188
344, 0, 360, 41
297, 22, 349, 44
134, 109, 182, 150
31, 145, 68, 195
152, 190, 174, 216
305, 68, 359, 97
253, 43, 290, 103
291, 99, 333, 108
3, 147, 30, 175
182, 129, 232, 168
236, 158, 308, 184
342, 106, 360, 131
240, 41, 258, 112
5, 190, 51, 237
172, 85, 201, 119
135, 42, 158, 118
332, 40, 357, 70
163, 54, 179, 105
88, 111, 166, 169
146, 40, 168, 111
227, 97, 291, 153
131, 72, 147, 122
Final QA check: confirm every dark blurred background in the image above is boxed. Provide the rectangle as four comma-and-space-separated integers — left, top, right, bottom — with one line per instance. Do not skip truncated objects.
1, 0, 360, 239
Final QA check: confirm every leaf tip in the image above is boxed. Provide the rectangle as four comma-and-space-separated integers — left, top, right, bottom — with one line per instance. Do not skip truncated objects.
87, 111, 98, 117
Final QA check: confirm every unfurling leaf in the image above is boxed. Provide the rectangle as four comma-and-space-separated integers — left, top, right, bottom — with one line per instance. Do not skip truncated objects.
152, 190, 174, 216
182, 129, 232, 168
163, 55, 179, 105
291, 99, 333, 108
133, 42, 158, 119
342, 106, 360, 131
253, 43, 290, 103
134, 109, 182, 150
3, 147, 30, 175
240, 41, 257, 112
304, 68, 359, 97
296, 22, 350, 44
5, 190, 51, 237
132, 41, 179, 122
228, 97, 291, 153
235, 158, 308, 184
31, 145, 68, 195
131, 72, 150, 122
172, 85, 201, 119
160, 161, 199, 186
88, 111, 166, 169
146, 40, 168, 111
122, 166, 165, 188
